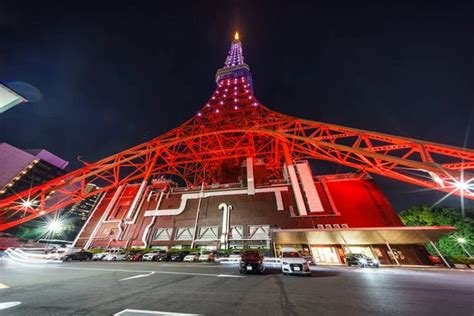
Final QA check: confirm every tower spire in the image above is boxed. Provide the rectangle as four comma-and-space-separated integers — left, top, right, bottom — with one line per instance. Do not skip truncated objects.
215, 32, 253, 89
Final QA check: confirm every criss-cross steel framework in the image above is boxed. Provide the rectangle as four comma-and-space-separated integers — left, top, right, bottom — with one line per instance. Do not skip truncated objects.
1, 34, 473, 231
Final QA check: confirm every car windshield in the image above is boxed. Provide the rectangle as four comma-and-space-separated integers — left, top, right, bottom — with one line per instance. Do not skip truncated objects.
282, 252, 301, 258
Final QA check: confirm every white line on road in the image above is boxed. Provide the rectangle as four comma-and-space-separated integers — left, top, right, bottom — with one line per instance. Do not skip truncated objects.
119, 272, 155, 281
18, 264, 245, 279
0, 283, 10, 289
0, 302, 21, 310
114, 309, 201, 315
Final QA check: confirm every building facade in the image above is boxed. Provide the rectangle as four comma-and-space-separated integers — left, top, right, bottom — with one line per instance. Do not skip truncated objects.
0, 143, 68, 198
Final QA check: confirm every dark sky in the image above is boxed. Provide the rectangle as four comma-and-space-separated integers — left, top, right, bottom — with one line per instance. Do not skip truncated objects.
1, 1, 473, 211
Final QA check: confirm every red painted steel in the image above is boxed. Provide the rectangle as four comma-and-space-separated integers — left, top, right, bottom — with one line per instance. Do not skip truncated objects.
1, 35, 473, 231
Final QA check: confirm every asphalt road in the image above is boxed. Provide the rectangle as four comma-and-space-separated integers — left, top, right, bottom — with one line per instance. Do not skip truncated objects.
0, 258, 473, 316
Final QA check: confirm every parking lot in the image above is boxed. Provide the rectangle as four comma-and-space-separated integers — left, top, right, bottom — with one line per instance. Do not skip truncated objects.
1, 258, 473, 316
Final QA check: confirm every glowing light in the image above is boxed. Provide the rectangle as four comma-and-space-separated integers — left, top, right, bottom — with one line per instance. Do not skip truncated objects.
234, 32, 239, 40
197, 112, 202, 117
47, 220, 63, 232
457, 237, 466, 244
22, 200, 33, 208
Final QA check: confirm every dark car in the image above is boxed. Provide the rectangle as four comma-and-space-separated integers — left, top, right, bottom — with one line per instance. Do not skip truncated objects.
239, 250, 265, 274
63, 251, 93, 262
170, 251, 190, 262
156, 252, 172, 262
127, 253, 143, 261
345, 253, 379, 268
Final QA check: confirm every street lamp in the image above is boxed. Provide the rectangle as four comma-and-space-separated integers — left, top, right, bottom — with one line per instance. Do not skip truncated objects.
47, 220, 63, 234
457, 237, 472, 258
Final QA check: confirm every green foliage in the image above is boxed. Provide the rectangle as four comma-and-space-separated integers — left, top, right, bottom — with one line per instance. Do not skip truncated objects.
399, 205, 474, 257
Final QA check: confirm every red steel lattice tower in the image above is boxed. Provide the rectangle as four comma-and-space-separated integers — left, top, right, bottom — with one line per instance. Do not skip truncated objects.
1, 32, 473, 231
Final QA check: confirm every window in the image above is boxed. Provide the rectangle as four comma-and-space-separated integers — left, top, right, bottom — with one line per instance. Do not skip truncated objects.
317, 224, 324, 229
248, 225, 270, 240
325, 224, 332, 229
174, 227, 195, 240
198, 226, 219, 240
153, 228, 173, 241
333, 224, 340, 229
341, 224, 349, 228
229, 225, 243, 240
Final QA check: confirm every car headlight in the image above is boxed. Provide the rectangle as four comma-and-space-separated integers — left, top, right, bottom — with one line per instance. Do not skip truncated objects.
372, 259, 378, 264
359, 258, 368, 264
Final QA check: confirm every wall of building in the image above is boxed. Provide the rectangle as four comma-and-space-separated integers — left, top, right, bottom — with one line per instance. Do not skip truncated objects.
76, 173, 406, 250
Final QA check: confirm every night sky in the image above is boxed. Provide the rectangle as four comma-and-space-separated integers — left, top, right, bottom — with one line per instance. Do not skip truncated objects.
1, 1, 473, 211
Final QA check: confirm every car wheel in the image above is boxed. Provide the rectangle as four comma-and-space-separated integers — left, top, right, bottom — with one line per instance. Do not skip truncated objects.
66, 257, 72, 262
86, 257, 91, 261
112, 257, 116, 261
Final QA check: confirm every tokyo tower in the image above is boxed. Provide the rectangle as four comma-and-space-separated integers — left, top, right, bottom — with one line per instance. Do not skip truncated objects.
1, 32, 473, 231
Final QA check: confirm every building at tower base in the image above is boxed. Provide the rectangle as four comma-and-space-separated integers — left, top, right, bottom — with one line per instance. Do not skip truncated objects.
74, 159, 452, 266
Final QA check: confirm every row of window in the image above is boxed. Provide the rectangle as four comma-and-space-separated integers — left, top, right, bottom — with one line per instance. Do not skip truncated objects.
153, 225, 271, 241
316, 224, 349, 229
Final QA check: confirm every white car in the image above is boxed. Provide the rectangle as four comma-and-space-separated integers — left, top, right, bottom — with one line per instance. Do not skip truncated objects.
280, 250, 311, 276
142, 252, 162, 261
46, 248, 70, 261
263, 257, 282, 269
92, 253, 107, 261
215, 255, 240, 264
102, 253, 126, 261
198, 252, 214, 262
183, 253, 199, 262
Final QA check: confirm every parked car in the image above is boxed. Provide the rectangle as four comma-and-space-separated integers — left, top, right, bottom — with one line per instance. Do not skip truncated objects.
263, 257, 282, 269
280, 250, 311, 276
92, 252, 107, 261
103, 252, 127, 261
239, 250, 264, 274
127, 253, 143, 261
198, 251, 215, 262
170, 251, 189, 262
183, 253, 199, 262
62, 251, 93, 262
142, 251, 165, 261
156, 252, 172, 262
46, 248, 71, 261
345, 253, 379, 268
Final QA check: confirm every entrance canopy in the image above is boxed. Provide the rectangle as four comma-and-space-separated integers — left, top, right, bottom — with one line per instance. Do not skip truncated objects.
272, 226, 455, 245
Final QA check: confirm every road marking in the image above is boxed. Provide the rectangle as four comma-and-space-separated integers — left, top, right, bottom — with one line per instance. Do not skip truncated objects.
0, 283, 10, 289
217, 274, 243, 278
23, 265, 244, 278
114, 309, 201, 315
0, 302, 21, 310
119, 272, 155, 281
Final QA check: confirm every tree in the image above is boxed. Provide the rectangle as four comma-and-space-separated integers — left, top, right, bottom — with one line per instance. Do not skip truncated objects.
399, 206, 474, 257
